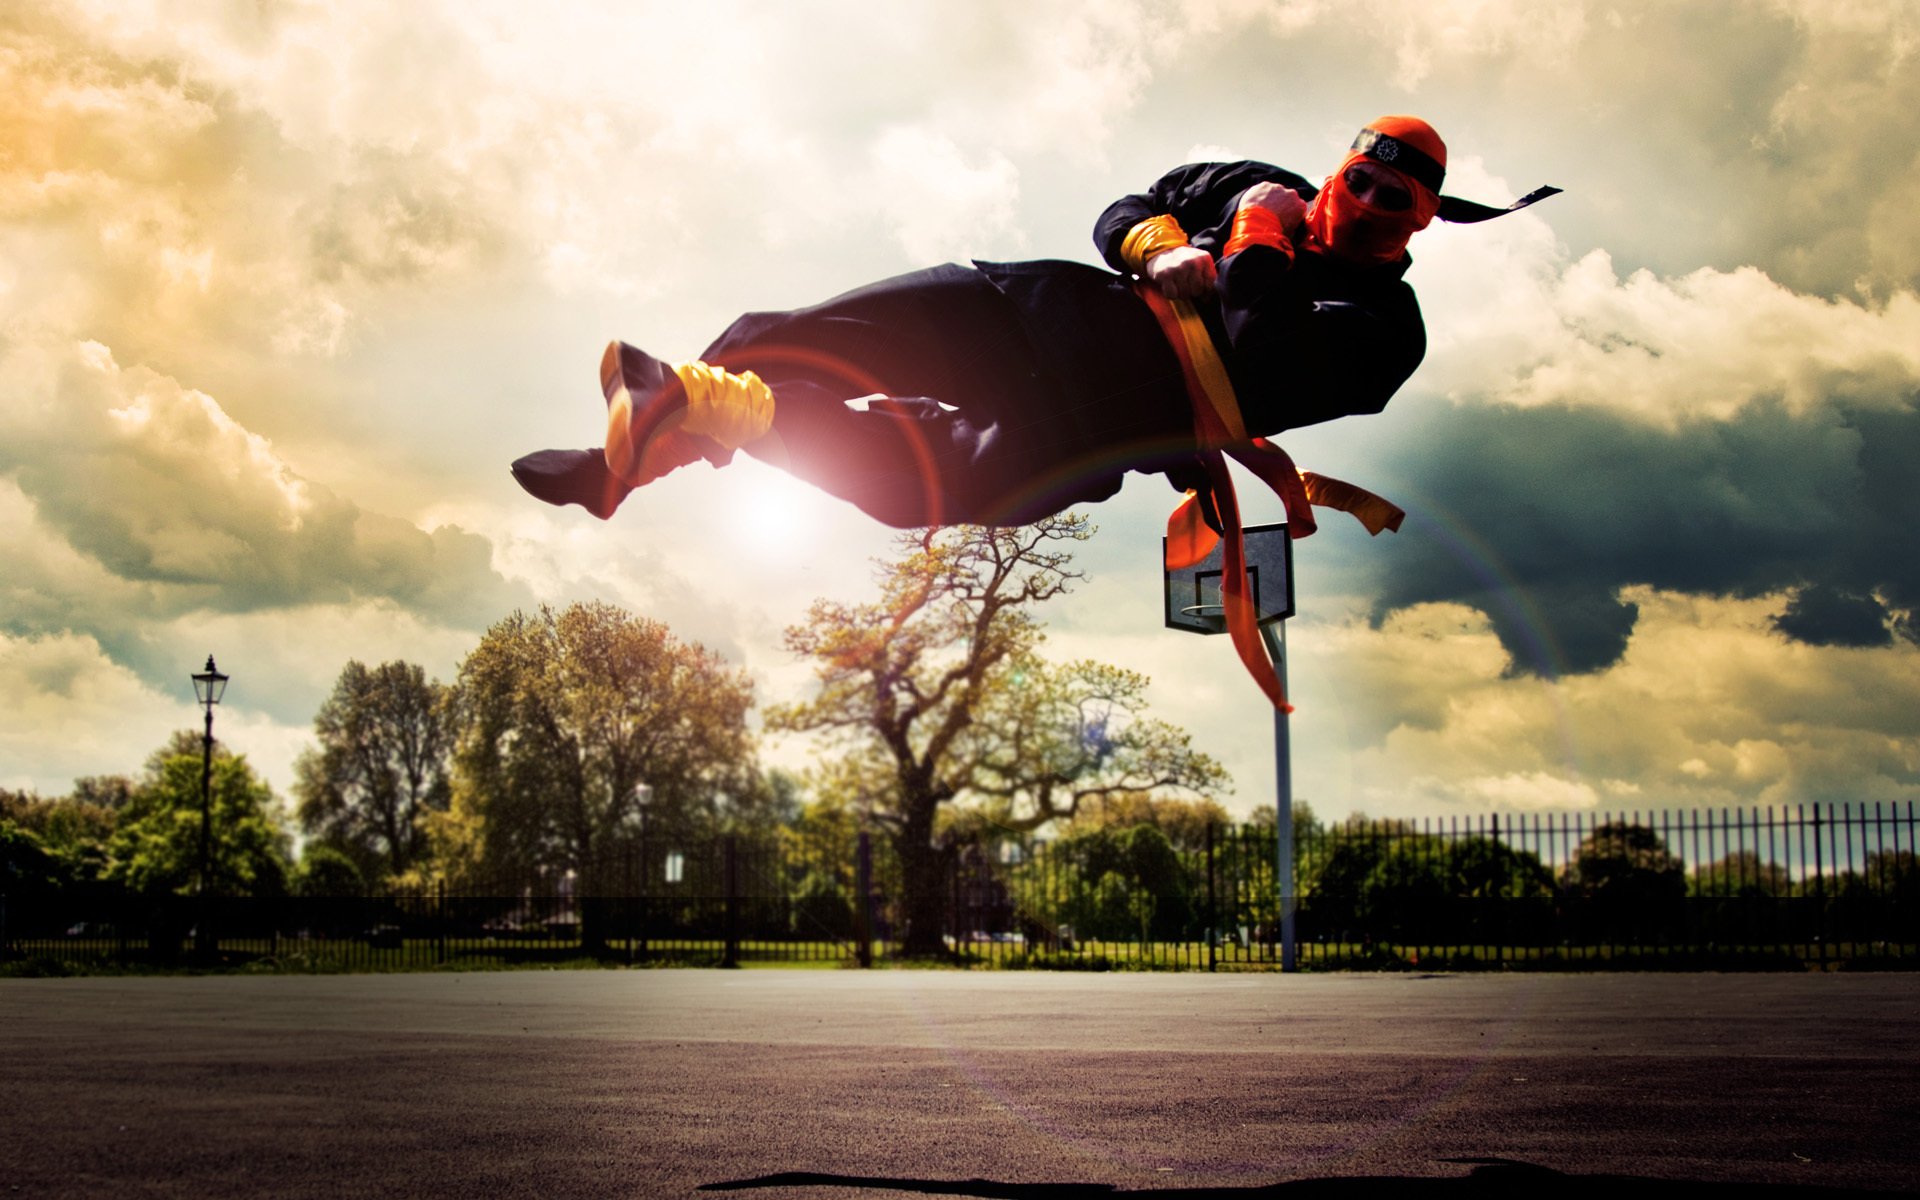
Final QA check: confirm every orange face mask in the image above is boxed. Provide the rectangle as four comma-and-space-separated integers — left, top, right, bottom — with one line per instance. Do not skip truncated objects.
1306, 116, 1446, 265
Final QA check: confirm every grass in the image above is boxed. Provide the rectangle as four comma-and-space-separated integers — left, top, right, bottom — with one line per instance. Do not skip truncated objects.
5, 935, 1914, 977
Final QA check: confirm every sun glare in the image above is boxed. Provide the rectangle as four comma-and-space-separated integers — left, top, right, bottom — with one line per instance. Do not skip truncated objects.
726, 461, 820, 562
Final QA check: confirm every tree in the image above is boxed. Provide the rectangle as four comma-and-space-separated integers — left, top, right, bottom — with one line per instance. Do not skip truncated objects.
69, 776, 136, 811
1044, 823, 1196, 942
721, 767, 804, 841
961, 656, 1228, 833
1689, 850, 1792, 898
1, 820, 60, 908
1561, 821, 1686, 943
105, 736, 291, 898
294, 660, 454, 884
388, 780, 488, 895
453, 602, 755, 947
1064, 794, 1232, 853
292, 844, 368, 898
769, 517, 1225, 957
1, 788, 117, 890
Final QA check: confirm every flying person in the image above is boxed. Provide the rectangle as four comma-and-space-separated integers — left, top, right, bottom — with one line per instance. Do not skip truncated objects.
512, 115, 1556, 537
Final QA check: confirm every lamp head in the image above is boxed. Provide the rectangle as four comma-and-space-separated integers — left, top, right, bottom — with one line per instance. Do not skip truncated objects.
192, 655, 230, 707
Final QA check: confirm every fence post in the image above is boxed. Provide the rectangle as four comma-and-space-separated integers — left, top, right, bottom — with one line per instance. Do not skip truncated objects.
1206, 823, 1217, 973
1812, 804, 1828, 970
723, 835, 740, 968
855, 832, 874, 968
951, 850, 964, 954
436, 878, 448, 966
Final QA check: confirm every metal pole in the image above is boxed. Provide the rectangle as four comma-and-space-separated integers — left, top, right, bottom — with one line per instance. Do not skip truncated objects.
198, 702, 214, 957
1260, 621, 1296, 972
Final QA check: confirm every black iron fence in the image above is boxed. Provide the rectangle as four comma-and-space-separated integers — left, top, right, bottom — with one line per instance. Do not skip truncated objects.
6, 803, 1915, 971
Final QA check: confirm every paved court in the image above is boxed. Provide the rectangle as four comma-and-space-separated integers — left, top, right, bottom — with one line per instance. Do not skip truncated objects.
1, 971, 1915, 1197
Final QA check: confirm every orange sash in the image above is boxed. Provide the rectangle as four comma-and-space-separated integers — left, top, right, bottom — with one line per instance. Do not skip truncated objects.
1133, 282, 1405, 710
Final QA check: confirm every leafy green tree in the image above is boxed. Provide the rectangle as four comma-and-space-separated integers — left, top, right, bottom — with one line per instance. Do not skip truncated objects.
1864, 849, 1917, 899
0, 788, 33, 823
69, 776, 136, 811
789, 868, 854, 939
1843, 850, 1919, 941
1, 788, 117, 894
453, 602, 755, 946
1297, 818, 1552, 946
1298, 817, 1405, 937
770, 517, 1223, 958
1689, 850, 1792, 898
388, 780, 489, 894
722, 767, 804, 841
1, 820, 60, 906
1064, 794, 1233, 853
1045, 823, 1196, 942
293, 844, 368, 897
105, 738, 291, 898
1561, 820, 1686, 943
960, 655, 1227, 833
294, 660, 454, 885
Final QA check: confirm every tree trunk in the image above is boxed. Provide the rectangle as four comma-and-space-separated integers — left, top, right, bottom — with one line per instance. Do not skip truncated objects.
895, 796, 951, 959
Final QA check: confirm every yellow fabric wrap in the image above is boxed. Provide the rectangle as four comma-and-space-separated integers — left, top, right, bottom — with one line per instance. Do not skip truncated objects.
1119, 214, 1191, 274
673, 361, 775, 450
1160, 296, 1247, 445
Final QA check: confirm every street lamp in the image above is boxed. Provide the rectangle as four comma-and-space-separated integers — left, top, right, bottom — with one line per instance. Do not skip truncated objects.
191, 654, 229, 957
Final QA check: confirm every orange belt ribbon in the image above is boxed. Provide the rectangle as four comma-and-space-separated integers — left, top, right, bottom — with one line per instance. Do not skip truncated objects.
1133, 282, 1405, 711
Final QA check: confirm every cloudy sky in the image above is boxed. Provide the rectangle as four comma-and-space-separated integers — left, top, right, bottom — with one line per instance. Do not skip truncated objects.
4, 0, 1917, 823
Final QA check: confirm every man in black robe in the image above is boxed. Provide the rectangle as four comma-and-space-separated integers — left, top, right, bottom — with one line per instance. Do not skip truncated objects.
514, 115, 1543, 529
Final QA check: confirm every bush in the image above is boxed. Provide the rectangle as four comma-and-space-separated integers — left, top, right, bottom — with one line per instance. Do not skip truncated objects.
790, 870, 854, 939
294, 845, 367, 898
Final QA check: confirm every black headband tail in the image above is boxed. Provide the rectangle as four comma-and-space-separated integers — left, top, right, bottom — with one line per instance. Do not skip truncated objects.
1436, 185, 1563, 224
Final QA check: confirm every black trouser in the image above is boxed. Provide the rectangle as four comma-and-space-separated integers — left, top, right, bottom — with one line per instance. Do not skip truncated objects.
702, 264, 1134, 527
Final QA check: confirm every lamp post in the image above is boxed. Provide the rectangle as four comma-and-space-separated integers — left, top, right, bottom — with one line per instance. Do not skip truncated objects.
191, 654, 230, 958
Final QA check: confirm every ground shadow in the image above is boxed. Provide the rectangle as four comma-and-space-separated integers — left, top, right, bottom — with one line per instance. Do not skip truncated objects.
700, 1157, 1895, 1198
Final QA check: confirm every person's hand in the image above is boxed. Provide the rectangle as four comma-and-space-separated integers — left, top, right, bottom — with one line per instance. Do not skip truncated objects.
1238, 181, 1307, 234
1145, 245, 1217, 299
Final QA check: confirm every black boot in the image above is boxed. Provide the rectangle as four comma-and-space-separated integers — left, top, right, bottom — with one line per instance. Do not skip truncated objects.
509, 448, 629, 520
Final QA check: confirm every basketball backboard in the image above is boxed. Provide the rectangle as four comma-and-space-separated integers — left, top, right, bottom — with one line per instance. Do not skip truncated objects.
1163, 522, 1294, 634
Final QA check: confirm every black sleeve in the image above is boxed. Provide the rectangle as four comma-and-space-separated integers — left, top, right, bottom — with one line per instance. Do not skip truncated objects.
1218, 252, 1427, 433
1093, 160, 1314, 272
1093, 159, 1417, 435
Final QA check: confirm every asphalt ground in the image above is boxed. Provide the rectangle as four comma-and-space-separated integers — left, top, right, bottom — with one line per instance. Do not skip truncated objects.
1, 970, 1915, 1198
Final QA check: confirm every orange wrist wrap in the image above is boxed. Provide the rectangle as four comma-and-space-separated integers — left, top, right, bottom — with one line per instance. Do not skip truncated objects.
1223, 205, 1292, 262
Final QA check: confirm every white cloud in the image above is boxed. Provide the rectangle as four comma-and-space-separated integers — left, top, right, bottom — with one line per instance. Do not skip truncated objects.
7, 0, 1920, 826
1446, 771, 1602, 812
863, 128, 1024, 264
1330, 588, 1920, 818
1411, 226, 1920, 428
0, 630, 197, 792
1382, 1, 1588, 90
0, 335, 525, 617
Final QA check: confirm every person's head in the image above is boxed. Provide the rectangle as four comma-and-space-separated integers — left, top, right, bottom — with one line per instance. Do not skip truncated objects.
1306, 115, 1446, 264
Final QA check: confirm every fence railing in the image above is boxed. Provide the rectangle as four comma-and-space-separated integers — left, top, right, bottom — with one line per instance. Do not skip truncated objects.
5, 804, 1915, 971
